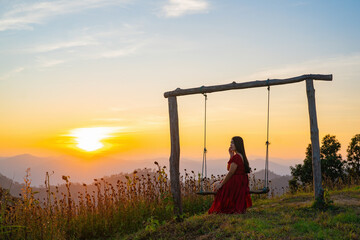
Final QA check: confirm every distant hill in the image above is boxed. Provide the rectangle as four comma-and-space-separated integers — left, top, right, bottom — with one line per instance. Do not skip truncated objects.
249, 169, 291, 196
166, 157, 294, 178
1, 165, 291, 202
0, 154, 66, 186
0, 154, 161, 186
0, 154, 296, 187
0, 172, 24, 197
249, 159, 292, 176
0, 167, 160, 203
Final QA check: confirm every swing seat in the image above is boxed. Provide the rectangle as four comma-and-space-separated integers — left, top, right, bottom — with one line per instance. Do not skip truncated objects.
196, 187, 269, 196
249, 187, 269, 194
196, 191, 216, 195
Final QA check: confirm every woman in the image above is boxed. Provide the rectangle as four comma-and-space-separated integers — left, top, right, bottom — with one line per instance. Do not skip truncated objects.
208, 136, 252, 214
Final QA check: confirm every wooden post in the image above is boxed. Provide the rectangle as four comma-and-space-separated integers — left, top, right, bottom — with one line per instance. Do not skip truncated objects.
168, 96, 182, 215
306, 79, 324, 202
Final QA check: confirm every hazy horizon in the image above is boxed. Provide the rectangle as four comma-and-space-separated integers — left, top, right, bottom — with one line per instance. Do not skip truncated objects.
0, 152, 298, 187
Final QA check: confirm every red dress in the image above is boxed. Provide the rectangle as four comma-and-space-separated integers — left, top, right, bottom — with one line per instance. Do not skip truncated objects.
208, 154, 252, 214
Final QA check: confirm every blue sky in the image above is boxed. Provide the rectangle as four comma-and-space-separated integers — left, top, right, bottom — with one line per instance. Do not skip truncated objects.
1, 0, 359, 77
0, 0, 359, 166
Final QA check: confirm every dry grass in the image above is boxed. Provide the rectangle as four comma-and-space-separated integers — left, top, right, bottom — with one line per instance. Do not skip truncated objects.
2, 161, 354, 239
0, 163, 223, 239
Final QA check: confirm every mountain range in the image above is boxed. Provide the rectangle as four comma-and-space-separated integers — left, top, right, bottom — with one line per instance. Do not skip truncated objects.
0, 167, 291, 201
0, 154, 295, 187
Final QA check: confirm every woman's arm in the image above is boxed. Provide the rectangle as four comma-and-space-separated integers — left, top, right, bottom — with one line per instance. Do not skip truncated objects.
215, 162, 238, 191
227, 147, 235, 171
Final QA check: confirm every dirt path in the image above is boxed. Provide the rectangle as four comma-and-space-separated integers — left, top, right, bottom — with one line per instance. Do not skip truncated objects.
331, 193, 360, 206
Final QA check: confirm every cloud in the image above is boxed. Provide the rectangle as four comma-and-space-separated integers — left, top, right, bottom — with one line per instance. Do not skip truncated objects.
30, 39, 98, 53
0, 0, 130, 31
162, 0, 209, 17
34, 55, 66, 68
247, 53, 360, 80
0, 67, 25, 80
11, 25, 145, 70
40, 59, 65, 68
97, 44, 143, 58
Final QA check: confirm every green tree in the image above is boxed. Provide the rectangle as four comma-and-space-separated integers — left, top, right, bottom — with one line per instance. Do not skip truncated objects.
290, 144, 313, 186
346, 134, 360, 180
290, 135, 344, 187
320, 134, 344, 183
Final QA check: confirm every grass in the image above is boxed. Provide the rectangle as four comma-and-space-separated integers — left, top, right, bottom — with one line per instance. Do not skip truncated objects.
1, 163, 359, 240
121, 185, 360, 240
0, 164, 217, 240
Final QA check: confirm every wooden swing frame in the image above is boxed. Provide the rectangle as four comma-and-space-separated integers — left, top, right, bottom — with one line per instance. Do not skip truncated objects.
164, 74, 333, 215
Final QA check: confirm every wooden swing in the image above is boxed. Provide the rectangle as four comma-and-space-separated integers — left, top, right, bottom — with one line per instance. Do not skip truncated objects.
196, 81, 271, 196
165, 74, 332, 214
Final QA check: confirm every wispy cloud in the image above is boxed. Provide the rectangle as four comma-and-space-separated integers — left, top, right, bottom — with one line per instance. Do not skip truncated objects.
38, 59, 65, 68
0, 67, 25, 80
0, 0, 130, 31
247, 53, 360, 80
97, 44, 143, 58
15, 24, 145, 69
162, 0, 209, 17
30, 39, 98, 53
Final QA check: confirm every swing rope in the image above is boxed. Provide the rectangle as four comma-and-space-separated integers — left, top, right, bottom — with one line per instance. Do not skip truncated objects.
197, 83, 271, 195
264, 79, 271, 190
200, 93, 208, 192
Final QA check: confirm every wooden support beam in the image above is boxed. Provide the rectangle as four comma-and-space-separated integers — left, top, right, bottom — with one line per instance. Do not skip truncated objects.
168, 96, 182, 215
164, 74, 332, 98
306, 79, 324, 202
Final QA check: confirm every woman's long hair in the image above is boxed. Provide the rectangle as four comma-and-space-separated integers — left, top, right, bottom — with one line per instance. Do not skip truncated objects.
232, 136, 251, 173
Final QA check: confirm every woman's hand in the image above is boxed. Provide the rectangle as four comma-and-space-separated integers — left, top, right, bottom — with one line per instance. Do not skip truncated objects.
213, 181, 222, 192
228, 147, 235, 158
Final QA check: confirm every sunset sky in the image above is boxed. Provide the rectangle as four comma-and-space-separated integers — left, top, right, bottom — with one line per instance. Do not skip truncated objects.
1, 0, 360, 176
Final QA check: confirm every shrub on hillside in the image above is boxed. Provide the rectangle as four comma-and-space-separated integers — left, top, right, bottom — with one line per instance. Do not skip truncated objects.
290, 134, 345, 189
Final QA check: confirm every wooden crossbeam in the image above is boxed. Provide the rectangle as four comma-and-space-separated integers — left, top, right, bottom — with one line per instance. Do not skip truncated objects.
164, 74, 332, 98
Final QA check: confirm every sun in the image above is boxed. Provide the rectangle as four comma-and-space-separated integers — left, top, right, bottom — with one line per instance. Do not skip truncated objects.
68, 127, 121, 152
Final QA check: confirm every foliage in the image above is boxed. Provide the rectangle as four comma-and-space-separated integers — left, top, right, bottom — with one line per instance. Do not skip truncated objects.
290, 134, 345, 188
320, 134, 344, 183
290, 144, 313, 185
0, 163, 216, 240
311, 188, 334, 210
346, 134, 360, 181
288, 178, 299, 194
0, 160, 276, 239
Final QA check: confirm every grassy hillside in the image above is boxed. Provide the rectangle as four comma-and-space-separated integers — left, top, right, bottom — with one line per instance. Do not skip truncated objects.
1, 164, 358, 240
121, 186, 360, 240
